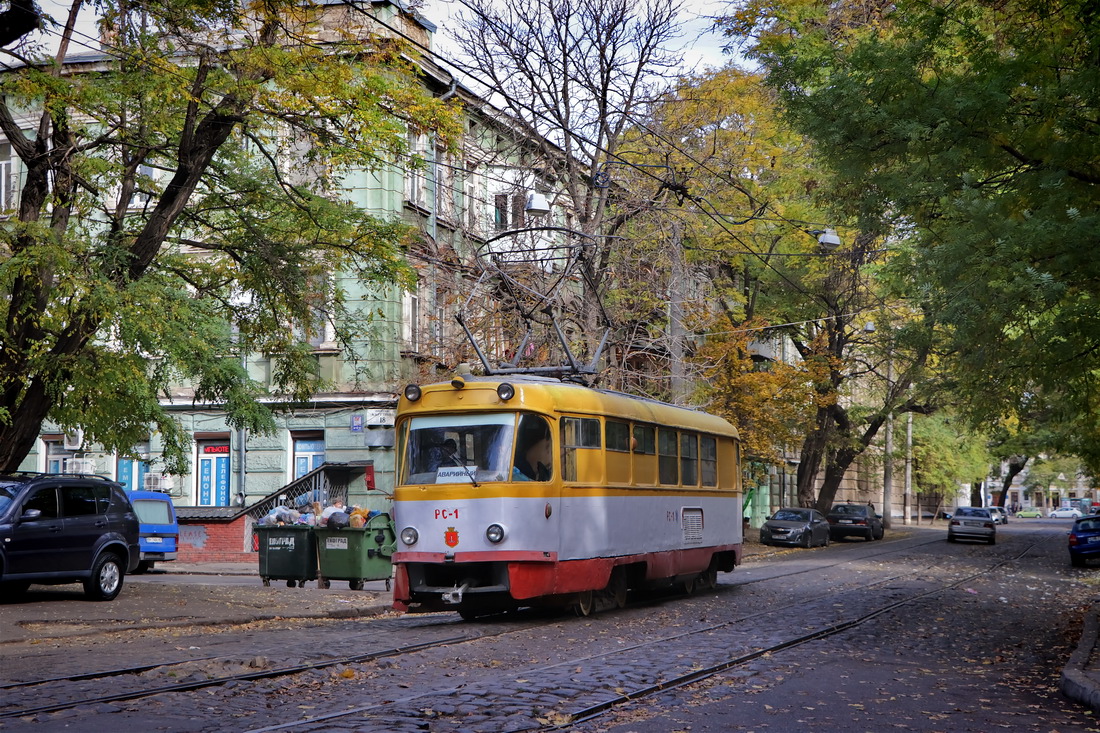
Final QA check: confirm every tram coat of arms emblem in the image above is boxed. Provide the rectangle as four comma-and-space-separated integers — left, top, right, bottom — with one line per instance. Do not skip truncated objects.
444, 526, 459, 547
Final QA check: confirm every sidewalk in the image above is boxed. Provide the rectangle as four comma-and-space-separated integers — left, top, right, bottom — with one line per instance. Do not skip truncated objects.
1061, 607, 1100, 714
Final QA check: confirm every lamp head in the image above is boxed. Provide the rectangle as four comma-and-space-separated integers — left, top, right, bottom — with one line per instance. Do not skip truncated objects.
524, 192, 551, 217
817, 228, 842, 249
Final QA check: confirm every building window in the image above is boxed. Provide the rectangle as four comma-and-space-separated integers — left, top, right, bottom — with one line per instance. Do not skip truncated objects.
493, 193, 525, 231
405, 132, 429, 207
294, 436, 325, 479
292, 276, 333, 349
43, 439, 76, 474
197, 440, 232, 506
403, 290, 420, 351
117, 447, 151, 493
0, 143, 13, 211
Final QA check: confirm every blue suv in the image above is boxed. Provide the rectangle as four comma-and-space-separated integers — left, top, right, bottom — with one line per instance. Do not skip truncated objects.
0, 472, 140, 600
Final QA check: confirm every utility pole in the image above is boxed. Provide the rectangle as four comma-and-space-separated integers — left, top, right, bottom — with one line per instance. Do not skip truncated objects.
905, 411, 914, 524
668, 220, 687, 404
883, 358, 893, 529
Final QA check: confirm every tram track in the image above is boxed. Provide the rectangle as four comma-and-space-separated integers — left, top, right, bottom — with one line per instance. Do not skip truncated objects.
0, 532, 1040, 730
0, 531, 941, 698
238, 537, 1038, 733
559, 539, 1041, 731
0, 634, 474, 719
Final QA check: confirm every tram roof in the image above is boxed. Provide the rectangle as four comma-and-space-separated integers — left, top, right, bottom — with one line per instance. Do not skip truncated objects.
407, 376, 739, 439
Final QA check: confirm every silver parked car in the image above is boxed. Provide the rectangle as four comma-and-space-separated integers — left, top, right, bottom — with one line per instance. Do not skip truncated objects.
948, 506, 996, 544
760, 507, 831, 548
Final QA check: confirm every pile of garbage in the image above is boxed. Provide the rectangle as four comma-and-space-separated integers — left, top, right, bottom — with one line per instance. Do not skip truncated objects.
258, 501, 381, 529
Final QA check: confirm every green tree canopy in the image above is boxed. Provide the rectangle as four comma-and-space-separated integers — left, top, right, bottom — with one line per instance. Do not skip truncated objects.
0, 0, 461, 472
722, 0, 1100, 470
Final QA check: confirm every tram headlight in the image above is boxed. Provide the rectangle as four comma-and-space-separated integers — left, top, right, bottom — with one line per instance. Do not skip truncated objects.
404, 384, 422, 402
496, 383, 515, 401
485, 523, 506, 544
400, 527, 419, 546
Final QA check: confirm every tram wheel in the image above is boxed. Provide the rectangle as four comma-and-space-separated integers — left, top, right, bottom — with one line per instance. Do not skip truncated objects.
699, 567, 718, 592
595, 570, 629, 611
572, 590, 595, 617
609, 570, 628, 609
682, 576, 696, 596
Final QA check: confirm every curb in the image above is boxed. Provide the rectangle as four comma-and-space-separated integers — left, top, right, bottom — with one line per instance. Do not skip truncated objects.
1061, 607, 1100, 713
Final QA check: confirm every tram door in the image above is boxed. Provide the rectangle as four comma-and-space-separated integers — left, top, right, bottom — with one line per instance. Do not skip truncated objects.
197, 442, 232, 506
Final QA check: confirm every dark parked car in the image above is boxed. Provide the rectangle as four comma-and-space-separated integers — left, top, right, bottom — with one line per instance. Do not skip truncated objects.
826, 503, 884, 541
760, 508, 831, 548
948, 506, 996, 544
0, 472, 140, 600
1069, 516, 1100, 567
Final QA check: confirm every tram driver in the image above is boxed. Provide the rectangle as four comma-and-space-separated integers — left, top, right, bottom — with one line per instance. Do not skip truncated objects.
513, 416, 552, 481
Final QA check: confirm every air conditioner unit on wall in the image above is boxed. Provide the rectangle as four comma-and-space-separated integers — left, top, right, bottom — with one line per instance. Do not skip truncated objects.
143, 473, 174, 492
64, 458, 96, 474
63, 429, 85, 451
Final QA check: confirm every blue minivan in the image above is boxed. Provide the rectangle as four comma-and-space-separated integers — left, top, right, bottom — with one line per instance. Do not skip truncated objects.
129, 490, 179, 573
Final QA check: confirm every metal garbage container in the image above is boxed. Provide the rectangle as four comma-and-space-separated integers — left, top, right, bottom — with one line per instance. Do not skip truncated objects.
315, 512, 397, 590
255, 525, 318, 588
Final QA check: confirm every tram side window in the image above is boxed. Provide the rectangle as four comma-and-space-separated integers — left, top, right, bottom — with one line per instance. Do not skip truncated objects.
606, 421, 630, 452
680, 433, 698, 487
606, 420, 631, 484
632, 424, 657, 486
700, 436, 718, 487
658, 428, 678, 485
561, 417, 601, 482
514, 414, 553, 482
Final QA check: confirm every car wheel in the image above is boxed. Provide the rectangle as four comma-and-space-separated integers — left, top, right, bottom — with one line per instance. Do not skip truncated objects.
1072, 555, 1086, 568
801, 532, 812, 549
133, 560, 153, 574
948, 534, 956, 543
83, 552, 124, 601
822, 533, 830, 547
987, 535, 996, 545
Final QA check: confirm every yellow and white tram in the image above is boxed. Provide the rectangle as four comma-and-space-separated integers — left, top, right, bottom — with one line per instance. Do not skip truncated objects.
391, 375, 742, 617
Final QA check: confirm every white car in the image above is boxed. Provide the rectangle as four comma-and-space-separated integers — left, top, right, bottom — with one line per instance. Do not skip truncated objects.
1049, 507, 1084, 519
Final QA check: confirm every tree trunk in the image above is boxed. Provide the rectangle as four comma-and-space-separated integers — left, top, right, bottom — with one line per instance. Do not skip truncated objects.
999, 456, 1029, 508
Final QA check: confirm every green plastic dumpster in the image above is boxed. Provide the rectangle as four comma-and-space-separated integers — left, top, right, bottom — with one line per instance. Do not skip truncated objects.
315, 513, 397, 590
255, 525, 318, 588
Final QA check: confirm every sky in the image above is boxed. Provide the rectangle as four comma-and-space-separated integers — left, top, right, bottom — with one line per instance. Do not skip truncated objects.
419, 0, 737, 73
29, 0, 737, 72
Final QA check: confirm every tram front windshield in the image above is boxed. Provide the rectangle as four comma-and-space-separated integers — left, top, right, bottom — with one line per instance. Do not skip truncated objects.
403, 413, 517, 484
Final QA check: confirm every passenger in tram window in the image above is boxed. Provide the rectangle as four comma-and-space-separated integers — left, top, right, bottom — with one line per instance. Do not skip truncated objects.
513, 416, 552, 481
437, 438, 461, 466
427, 437, 461, 470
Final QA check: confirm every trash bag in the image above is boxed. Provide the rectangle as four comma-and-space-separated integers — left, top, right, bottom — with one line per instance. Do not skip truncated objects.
273, 506, 299, 525
327, 511, 351, 529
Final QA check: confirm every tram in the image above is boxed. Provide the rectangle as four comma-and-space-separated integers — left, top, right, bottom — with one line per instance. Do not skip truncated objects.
391, 374, 743, 618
